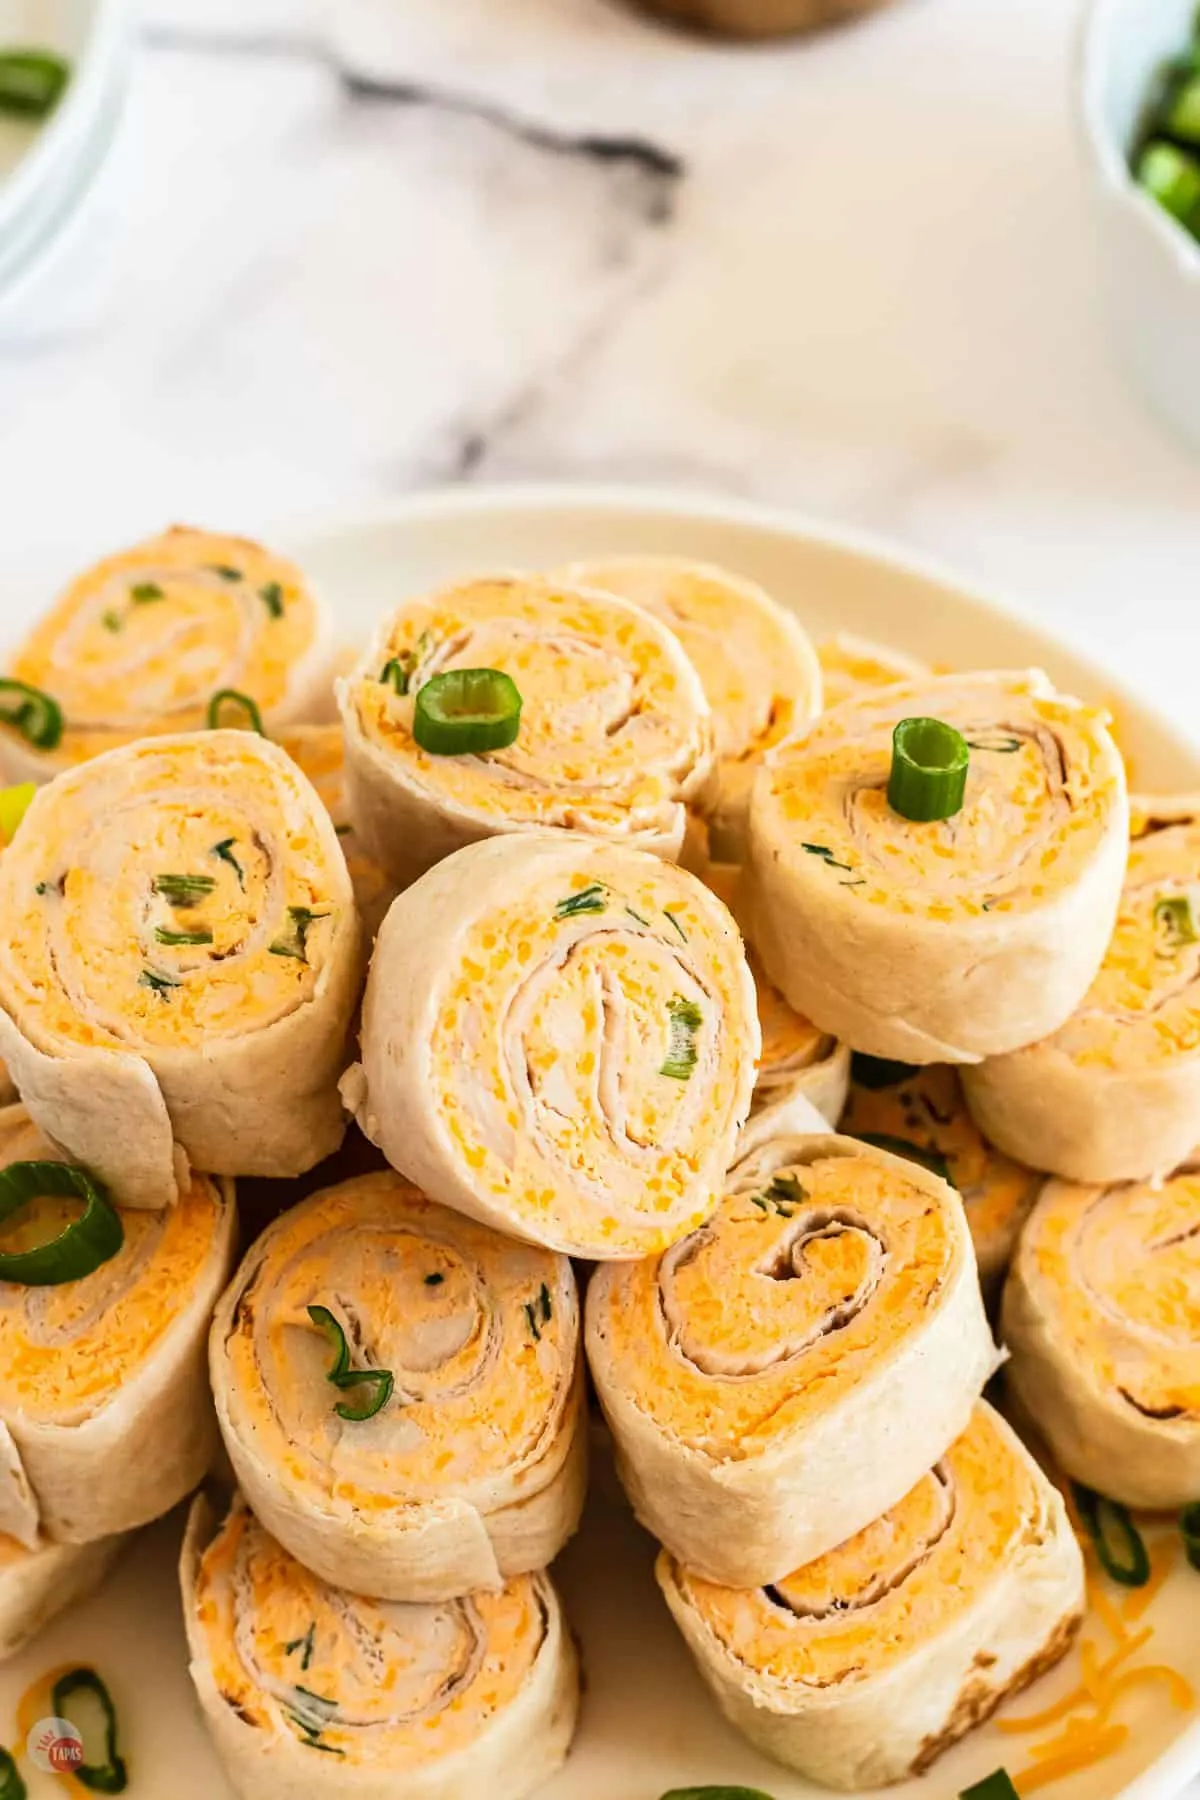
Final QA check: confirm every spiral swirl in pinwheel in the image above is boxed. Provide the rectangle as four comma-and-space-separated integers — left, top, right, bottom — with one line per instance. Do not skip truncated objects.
840, 1058, 1042, 1291
563, 556, 821, 862
658, 1403, 1083, 1791
744, 670, 1128, 1062
0, 1103, 235, 1544
1002, 1161, 1200, 1509
338, 574, 713, 890
344, 835, 759, 1259
964, 795, 1200, 1182
210, 1171, 586, 1601
586, 1131, 997, 1586
182, 1494, 578, 1800
0, 732, 363, 1208
0, 527, 332, 784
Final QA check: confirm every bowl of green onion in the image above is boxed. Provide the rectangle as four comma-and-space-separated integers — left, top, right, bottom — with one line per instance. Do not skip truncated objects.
1080, 0, 1200, 450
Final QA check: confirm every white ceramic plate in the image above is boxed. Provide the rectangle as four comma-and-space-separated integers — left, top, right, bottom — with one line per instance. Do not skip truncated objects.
0, 485, 1198, 1800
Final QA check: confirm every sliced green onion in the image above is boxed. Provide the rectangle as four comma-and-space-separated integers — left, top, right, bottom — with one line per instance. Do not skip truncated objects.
1165, 72, 1200, 147
211, 837, 244, 886
965, 734, 1022, 753
154, 873, 216, 907
413, 668, 522, 755
308, 1303, 393, 1422
1136, 140, 1200, 233
0, 1161, 123, 1287
0, 49, 70, 118
1156, 892, 1200, 949
424, 1272, 444, 1287
0, 782, 36, 845
206, 689, 263, 734
129, 582, 163, 604
524, 1300, 544, 1342
887, 717, 970, 822
660, 1789, 778, 1800
139, 967, 179, 995
854, 1132, 953, 1186
154, 926, 212, 947
284, 1622, 316, 1668
101, 610, 122, 633
769, 1173, 807, 1207
1181, 1501, 1200, 1571
270, 906, 328, 963
0, 1747, 25, 1799
555, 883, 607, 918
958, 1773, 1020, 1800
661, 997, 703, 1080
662, 907, 688, 942
850, 1051, 919, 1090
207, 563, 242, 582
801, 841, 853, 872
1074, 1484, 1151, 1586
259, 581, 285, 618
50, 1667, 127, 1794
0, 679, 62, 750
380, 655, 415, 696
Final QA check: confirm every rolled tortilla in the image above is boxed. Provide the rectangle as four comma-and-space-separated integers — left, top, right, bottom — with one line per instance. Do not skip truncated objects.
0, 1530, 126, 1660
182, 1493, 578, 1800
344, 834, 759, 1259
0, 731, 363, 1208
840, 1058, 1042, 1291
1002, 1161, 1200, 1508
211, 1170, 586, 1601
816, 632, 929, 712
586, 1131, 997, 1585
0, 1102, 235, 1543
277, 723, 396, 939
744, 670, 1128, 1062
338, 574, 713, 889
963, 794, 1200, 1182
658, 1401, 1083, 1791
0, 527, 332, 785
563, 556, 821, 862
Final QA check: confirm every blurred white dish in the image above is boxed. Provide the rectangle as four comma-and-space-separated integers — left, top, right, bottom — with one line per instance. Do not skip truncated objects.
1079, 0, 1200, 452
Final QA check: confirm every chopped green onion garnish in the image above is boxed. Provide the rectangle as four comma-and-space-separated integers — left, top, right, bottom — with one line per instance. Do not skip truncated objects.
413, 668, 522, 755
888, 717, 970, 822
801, 842, 854, 872
101, 609, 122, 633
1165, 72, 1200, 147
212, 837, 244, 886
270, 906, 328, 963
307, 1303, 393, 1422
1136, 140, 1200, 233
139, 967, 179, 996
1181, 1500, 1200, 1571
50, 1667, 127, 1794
380, 655, 415, 696
769, 1173, 807, 1206
284, 1623, 317, 1668
154, 873, 216, 907
625, 905, 651, 926
660, 1789, 778, 1800
154, 926, 213, 946
525, 1300, 543, 1342
851, 1052, 919, 1090
0, 678, 62, 750
1156, 892, 1200, 949
965, 735, 1022, 753
206, 688, 264, 734
663, 907, 688, 942
661, 996, 703, 1081
539, 1281, 552, 1321
555, 883, 607, 918
0, 782, 36, 845
0, 49, 69, 118
958, 1773, 1020, 1800
0, 1161, 123, 1287
129, 582, 163, 604
207, 563, 242, 582
0, 1747, 25, 1799
259, 581, 285, 618
854, 1132, 953, 1186
424, 1272, 444, 1287
1074, 1484, 1151, 1586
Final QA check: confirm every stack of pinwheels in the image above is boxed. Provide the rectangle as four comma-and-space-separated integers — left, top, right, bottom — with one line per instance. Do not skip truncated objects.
0, 527, 1194, 1800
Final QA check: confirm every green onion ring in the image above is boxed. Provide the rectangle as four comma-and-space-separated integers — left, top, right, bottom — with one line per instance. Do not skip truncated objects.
849, 1052, 919, 1090
206, 689, 264, 734
958, 1772, 1021, 1800
0, 679, 63, 750
308, 1305, 393, 1422
49, 1667, 127, 1794
853, 1132, 954, 1187
0, 1162, 123, 1286
0, 1748, 25, 1800
413, 668, 522, 756
307, 1304, 351, 1380
1181, 1501, 1200, 1571
887, 716, 970, 823
0, 782, 37, 846
0, 50, 70, 118
1074, 1484, 1151, 1587
660, 1790, 778, 1800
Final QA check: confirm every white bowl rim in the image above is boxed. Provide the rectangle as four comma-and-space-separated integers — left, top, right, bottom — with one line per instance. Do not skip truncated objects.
0, 0, 127, 233
1075, 0, 1200, 278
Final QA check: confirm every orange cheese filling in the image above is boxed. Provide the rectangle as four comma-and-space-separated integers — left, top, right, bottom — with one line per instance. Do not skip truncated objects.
816, 634, 928, 711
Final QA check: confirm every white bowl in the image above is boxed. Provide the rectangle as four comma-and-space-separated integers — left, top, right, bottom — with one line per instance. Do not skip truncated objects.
1079, 0, 1200, 451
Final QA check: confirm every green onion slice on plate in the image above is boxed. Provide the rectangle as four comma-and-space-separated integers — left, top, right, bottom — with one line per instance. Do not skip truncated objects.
887, 716, 969, 822
0, 1162, 124, 1286
958, 1772, 1020, 1800
50, 1667, 127, 1794
413, 668, 522, 755
307, 1304, 393, 1422
1074, 1484, 1150, 1587
853, 1132, 953, 1187
0, 49, 70, 119
0, 679, 62, 750
0, 1748, 23, 1800
660, 1790, 778, 1800
1136, 140, 1200, 231
0, 782, 36, 845
206, 689, 264, 734
1180, 1500, 1200, 1571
